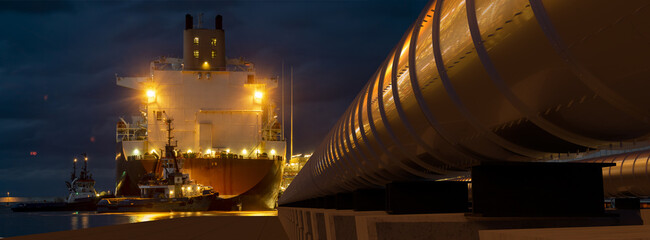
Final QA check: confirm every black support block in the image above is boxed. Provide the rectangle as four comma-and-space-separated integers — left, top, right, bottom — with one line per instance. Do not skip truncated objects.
354, 188, 386, 211
471, 162, 612, 217
613, 198, 640, 210
307, 197, 324, 208
324, 195, 337, 209
386, 181, 469, 214
336, 193, 354, 210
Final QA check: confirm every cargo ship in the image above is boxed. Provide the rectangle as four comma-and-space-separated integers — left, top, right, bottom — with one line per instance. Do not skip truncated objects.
114, 14, 285, 210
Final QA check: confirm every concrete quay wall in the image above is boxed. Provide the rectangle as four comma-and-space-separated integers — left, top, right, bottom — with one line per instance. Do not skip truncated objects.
278, 207, 650, 240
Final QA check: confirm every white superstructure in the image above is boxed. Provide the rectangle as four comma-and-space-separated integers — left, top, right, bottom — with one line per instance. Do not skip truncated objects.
117, 57, 285, 161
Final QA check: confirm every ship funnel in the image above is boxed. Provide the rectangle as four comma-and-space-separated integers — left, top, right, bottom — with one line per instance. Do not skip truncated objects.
215, 15, 223, 30
183, 14, 226, 71
185, 14, 193, 30
214, 15, 223, 30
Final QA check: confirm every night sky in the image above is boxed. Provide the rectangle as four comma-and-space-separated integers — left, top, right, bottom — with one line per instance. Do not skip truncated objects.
0, 0, 427, 197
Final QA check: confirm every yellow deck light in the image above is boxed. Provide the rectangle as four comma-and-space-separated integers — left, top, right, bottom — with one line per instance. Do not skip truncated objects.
254, 91, 263, 103
146, 89, 156, 103
270, 149, 276, 155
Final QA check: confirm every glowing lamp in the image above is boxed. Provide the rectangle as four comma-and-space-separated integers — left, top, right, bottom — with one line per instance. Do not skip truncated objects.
146, 89, 156, 103
226, 149, 230, 153
270, 149, 276, 155
242, 149, 248, 155
206, 149, 212, 154
254, 91, 263, 103
133, 149, 140, 155
187, 149, 192, 153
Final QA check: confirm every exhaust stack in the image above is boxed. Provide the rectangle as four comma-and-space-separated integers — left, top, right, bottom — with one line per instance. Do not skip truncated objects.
183, 14, 226, 71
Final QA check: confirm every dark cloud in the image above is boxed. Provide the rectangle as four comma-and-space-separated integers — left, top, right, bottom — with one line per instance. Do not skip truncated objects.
0, 1, 75, 14
0, 0, 428, 196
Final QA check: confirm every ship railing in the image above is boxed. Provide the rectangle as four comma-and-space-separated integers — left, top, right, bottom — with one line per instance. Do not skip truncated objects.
116, 126, 148, 142
187, 152, 283, 161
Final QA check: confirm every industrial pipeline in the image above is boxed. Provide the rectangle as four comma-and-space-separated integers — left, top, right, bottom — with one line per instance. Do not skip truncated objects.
280, 0, 650, 205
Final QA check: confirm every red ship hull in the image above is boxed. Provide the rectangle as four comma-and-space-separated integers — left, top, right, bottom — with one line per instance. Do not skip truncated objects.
115, 142, 283, 210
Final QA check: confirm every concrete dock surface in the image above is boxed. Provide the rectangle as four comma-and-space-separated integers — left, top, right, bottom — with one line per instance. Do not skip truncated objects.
479, 225, 650, 240
6, 215, 288, 240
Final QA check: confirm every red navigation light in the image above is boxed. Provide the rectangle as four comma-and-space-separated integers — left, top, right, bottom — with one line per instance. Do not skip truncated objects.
29, 151, 37, 156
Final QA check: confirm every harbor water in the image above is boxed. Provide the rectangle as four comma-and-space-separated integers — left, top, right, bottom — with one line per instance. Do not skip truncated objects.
0, 206, 277, 238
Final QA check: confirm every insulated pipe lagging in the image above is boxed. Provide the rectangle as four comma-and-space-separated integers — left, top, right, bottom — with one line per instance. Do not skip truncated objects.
280, 0, 650, 204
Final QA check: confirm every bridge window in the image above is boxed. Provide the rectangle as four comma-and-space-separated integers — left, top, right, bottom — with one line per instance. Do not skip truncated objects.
193, 50, 199, 58
155, 111, 165, 121
193, 37, 199, 45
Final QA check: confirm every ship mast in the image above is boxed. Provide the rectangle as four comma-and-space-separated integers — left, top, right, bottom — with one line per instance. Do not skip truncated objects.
165, 119, 180, 173
81, 153, 88, 179
290, 66, 294, 163
71, 157, 77, 182
282, 61, 285, 143
167, 119, 173, 148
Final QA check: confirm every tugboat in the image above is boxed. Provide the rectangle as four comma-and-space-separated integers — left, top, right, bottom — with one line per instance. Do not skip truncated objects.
98, 119, 218, 212
12, 154, 100, 212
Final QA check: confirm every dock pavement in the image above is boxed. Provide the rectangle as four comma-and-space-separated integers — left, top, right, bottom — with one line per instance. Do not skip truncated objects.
6, 215, 288, 240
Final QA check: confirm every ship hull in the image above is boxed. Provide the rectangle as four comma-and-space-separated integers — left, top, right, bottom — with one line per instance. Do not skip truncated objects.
11, 198, 99, 212
115, 142, 283, 210
97, 194, 217, 213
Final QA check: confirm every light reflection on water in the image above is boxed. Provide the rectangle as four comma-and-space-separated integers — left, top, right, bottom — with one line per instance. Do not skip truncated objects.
0, 207, 277, 238
101, 210, 277, 223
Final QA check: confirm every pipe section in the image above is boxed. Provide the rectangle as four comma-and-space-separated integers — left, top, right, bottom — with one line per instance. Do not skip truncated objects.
581, 150, 650, 198
281, 0, 650, 204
